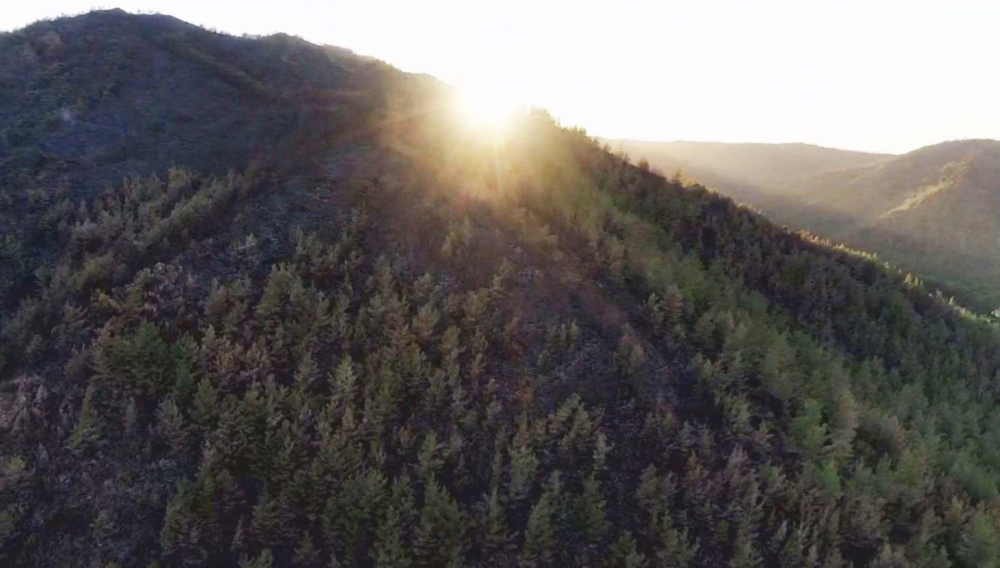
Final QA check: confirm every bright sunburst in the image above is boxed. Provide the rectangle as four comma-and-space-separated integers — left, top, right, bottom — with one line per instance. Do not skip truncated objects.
457, 85, 522, 133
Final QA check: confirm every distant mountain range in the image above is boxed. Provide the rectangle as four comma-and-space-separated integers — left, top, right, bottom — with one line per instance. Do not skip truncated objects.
611, 138, 1000, 311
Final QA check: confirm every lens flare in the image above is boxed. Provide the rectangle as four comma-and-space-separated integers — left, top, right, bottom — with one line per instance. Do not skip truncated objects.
457, 85, 521, 133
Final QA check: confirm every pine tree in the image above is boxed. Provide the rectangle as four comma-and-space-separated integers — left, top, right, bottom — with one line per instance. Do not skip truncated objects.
508, 443, 538, 504
192, 376, 218, 431
239, 549, 273, 568
160, 481, 206, 566
295, 350, 320, 394
523, 474, 562, 567
333, 469, 388, 565
592, 432, 612, 473
371, 506, 410, 568
777, 523, 807, 568
653, 512, 698, 568
69, 383, 102, 454
730, 520, 761, 568
417, 432, 443, 481
959, 511, 999, 568
155, 397, 189, 460
483, 486, 511, 552
827, 384, 858, 461
576, 473, 608, 543
330, 355, 357, 410
414, 480, 466, 567
635, 465, 661, 520
788, 399, 828, 461
251, 488, 292, 549
412, 300, 440, 343
609, 532, 648, 568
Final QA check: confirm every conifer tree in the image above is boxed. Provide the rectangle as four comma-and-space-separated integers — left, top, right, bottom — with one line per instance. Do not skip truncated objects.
610, 532, 648, 568
959, 511, 1000, 568
523, 474, 562, 566
577, 473, 608, 543
482, 486, 512, 552
371, 506, 410, 568
508, 443, 539, 505
414, 480, 466, 568
240, 550, 274, 568
69, 383, 103, 454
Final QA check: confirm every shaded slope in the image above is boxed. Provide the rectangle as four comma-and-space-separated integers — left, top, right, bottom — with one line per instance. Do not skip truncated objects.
0, 9, 389, 304
0, 9, 381, 196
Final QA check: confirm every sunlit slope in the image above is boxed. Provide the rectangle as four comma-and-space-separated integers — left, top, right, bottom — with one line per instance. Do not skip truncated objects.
603, 140, 891, 203
3, 11, 1000, 568
787, 140, 1000, 308
616, 138, 1000, 311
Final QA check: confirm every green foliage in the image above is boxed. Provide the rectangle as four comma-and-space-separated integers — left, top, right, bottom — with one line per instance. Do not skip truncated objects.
414, 480, 466, 567
610, 532, 648, 568
788, 399, 829, 461
371, 506, 410, 568
5, 10, 1000, 568
522, 479, 557, 566
959, 511, 999, 568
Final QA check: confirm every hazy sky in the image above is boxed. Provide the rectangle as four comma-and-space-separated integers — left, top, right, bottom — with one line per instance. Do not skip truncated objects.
5, 1, 1000, 154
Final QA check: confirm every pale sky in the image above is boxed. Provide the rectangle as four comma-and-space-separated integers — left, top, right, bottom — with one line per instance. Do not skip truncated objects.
4, 1, 1000, 154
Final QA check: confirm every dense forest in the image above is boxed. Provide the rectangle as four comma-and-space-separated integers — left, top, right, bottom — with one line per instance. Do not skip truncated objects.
3, 10, 1000, 568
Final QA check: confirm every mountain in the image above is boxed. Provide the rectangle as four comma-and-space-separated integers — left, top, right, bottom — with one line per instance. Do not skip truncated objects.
607, 140, 891, 195
4, 10, 1000, 568
0, 8, 395, 305
612, 139, 1000, 310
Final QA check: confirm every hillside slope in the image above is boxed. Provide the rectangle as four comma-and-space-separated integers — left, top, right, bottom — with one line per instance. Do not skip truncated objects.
605, 140, 891, 195
4, 11, 1000, 568
787, 140, 1000, 308
614, 139, 1000, 310
0, 8, 388, 304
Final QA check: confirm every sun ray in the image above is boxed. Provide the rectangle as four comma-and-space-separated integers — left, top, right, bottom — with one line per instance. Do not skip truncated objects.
456, 84, 522, 134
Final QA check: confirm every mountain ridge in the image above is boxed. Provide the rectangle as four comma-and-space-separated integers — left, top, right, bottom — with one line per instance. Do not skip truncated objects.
611, 137, 1000, 310
4, 10, 1000, 568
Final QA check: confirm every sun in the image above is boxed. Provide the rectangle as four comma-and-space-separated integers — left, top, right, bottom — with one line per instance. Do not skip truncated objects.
457, 85, 522, 133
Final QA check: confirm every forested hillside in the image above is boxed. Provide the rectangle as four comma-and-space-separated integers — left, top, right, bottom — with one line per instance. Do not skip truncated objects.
4, 11, 1000, 568
612, 139, 1000, 312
